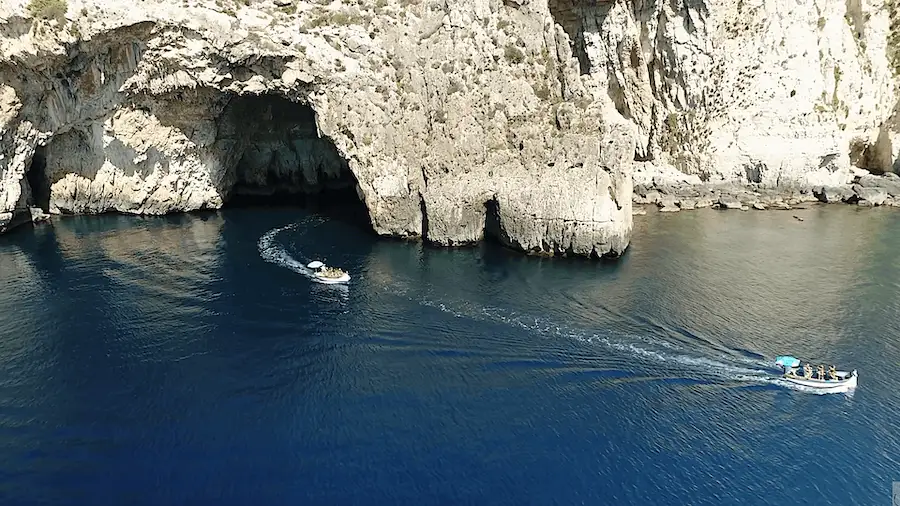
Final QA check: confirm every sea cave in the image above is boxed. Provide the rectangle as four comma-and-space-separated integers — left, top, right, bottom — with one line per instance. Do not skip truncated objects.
220, 94, 373, 231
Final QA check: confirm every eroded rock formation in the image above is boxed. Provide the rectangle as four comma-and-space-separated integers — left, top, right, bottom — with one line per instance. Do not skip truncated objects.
2, 0, 900, 254
572, 0, 900, 210
0, 0, 635, 258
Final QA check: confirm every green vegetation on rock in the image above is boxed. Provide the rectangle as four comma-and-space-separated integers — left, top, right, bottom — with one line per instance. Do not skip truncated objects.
27, 0, 67, 22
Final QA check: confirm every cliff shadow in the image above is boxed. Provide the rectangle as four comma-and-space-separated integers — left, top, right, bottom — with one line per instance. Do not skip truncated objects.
547, 0, 593, 75
219, 94, 374, 234
25, 145, 51, 212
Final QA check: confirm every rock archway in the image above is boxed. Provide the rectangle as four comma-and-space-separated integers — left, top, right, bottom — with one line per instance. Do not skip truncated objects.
218, 94, 371, 228
21, 89, 372, 231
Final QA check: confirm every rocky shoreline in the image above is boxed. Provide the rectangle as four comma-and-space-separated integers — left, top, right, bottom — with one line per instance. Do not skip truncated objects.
632, 170, 900, 213
2, 0, 899, 259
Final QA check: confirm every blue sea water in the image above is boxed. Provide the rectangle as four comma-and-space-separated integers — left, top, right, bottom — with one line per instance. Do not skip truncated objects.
0, 205, 898, 505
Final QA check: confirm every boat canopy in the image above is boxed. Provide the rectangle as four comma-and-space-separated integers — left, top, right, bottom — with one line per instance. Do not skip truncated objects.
775, 355, 801, 368
307, 261, 324, 269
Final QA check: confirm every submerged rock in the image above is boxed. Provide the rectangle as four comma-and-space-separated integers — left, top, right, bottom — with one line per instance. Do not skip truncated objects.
853, 186, 889, 206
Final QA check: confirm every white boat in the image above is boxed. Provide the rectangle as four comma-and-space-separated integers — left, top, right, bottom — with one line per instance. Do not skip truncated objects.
307, 260, 351, 284
774, 355, 858, 393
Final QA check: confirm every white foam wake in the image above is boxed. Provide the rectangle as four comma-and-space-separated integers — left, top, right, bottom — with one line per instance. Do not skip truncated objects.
258, 224, 317, 280
418, 297, 777, 384
258, 222, 840, 393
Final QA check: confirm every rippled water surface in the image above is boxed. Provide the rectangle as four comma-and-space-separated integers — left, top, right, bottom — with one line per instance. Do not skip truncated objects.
0, 206, 898, 505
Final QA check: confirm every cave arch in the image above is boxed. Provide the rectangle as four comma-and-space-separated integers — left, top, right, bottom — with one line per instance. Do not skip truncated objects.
220, 94, 372, 230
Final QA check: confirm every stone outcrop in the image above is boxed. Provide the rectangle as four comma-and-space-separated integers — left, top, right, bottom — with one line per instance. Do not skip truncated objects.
632, 169, 900, 212
0, 0, 635, 258
555, 0, 900, 209
3, 0, 900, 253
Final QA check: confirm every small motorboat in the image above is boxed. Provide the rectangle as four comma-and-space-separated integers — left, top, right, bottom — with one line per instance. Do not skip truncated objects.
307, 260, 351, 284
774, 355, 857, 393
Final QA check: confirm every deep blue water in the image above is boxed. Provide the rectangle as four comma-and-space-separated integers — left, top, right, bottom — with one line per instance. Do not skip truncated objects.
0, 205, 898, 505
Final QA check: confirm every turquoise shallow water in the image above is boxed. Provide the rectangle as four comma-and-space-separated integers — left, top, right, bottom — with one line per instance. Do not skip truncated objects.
0, 205, 898, 505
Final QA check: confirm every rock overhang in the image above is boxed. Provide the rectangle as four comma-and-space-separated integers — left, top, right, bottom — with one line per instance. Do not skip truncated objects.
0, 0, 636, 258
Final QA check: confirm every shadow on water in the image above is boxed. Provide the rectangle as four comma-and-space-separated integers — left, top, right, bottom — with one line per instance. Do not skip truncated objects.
225, 187, 376, 237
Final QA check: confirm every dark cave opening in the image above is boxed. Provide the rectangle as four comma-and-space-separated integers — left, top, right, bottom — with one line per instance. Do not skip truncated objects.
26, 146, 51, 212
483, 198, 503, 245
221, 94, 373, 231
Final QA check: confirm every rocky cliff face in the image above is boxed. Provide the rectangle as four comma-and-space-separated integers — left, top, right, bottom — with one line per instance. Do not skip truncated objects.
0, 0, 636, 258
566, 0, 899, 207
2, 0, 899, 257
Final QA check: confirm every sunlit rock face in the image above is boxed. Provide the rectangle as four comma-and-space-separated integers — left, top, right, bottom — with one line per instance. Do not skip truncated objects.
0, 0, 635, 258
571, 0, 899, 187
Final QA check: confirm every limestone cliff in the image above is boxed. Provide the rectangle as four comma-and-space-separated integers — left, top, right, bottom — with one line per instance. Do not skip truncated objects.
0, 0, 635, 258
4, 0, 899, 256
560, 0, 900, 207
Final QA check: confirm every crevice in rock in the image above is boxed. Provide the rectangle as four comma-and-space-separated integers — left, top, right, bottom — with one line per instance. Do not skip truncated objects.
483, 197, 505, 246
547, 0, 591, 74
25, 145, 51, 212
844, 0, 866, 41
849, 119, 899, 175
220, 94, 372, 231
419, 194, 430, 240
744, 162, 763, 184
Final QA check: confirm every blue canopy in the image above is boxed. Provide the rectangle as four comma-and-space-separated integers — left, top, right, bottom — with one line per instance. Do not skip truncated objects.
775, 355, 801, 368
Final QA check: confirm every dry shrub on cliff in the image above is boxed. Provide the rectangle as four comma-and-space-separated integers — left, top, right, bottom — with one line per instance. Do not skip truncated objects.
888, 0, 900, 75
27, 0, 67, 22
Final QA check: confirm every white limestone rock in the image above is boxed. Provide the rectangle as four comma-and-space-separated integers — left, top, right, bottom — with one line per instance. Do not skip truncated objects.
0, 0, 635, 258
569, 0, 900, 188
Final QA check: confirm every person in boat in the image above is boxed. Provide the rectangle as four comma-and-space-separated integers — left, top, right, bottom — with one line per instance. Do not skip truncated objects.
320, 266, 346, 278
803, 363, 813, 379
816, 365, 825, 380
828, 365, 838, 380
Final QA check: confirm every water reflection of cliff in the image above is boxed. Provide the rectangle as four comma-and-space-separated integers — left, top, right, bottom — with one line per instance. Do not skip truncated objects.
0, 235, 49, 370
51, 214, 224, 270
48, 213, 226, 363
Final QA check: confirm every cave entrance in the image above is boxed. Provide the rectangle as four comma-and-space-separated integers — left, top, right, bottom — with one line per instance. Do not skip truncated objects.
484, 198, 503, 245
26, 145, 51, 212
221, 94, 372, 231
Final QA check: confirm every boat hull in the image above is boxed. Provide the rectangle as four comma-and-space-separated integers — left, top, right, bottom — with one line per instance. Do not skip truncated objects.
314, 273, 351, 284
782, 369, 858, 393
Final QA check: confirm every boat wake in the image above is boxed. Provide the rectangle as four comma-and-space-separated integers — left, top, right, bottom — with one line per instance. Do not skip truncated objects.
258, 221, 844, 394
257, 220, 348, 293
258, 224, 317, 279
417, 297, 784, 386
417, 296, 853, 394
